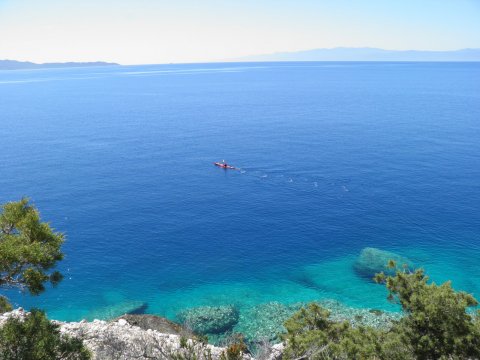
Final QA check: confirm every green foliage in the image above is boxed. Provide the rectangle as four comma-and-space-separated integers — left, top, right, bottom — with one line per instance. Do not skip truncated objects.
0, 309, 90, 360
196, 334, 209, 345
180, 335, 189, 348
283, 263, 480, 360
283, 303, 392, 359
0, 200, 89, 359
376, 266, 480, 360
0, 296, 12, 314
0, 198, 64, 309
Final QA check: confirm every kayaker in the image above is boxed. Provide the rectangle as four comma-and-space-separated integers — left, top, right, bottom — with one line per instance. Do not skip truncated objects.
213, 160, 235, 169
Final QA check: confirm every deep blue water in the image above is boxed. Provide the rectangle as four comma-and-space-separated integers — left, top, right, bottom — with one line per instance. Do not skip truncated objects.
1, 62, 479, 326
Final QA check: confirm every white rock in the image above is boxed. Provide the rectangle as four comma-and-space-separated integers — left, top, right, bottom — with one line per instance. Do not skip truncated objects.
0, 308, 268, 359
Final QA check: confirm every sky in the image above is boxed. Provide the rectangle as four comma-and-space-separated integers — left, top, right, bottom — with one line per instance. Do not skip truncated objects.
1, 0, 479, 64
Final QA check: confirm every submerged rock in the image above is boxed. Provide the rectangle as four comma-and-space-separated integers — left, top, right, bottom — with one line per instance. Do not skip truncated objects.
354, 247, 413, 279
234, 302, 302, 345
318, 299, 401, 329
177, 305, 239, 334
86, 300, 148, 321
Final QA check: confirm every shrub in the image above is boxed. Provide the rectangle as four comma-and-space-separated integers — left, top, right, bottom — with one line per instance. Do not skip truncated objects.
282, 303, 392, 359
376, 264, 480, 359
220, 333, 248, 360
0, 309, 91, 360
0, 296, 12, 314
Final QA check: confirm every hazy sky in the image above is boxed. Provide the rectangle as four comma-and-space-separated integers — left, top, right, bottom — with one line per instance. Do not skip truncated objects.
1, 0, 479, 64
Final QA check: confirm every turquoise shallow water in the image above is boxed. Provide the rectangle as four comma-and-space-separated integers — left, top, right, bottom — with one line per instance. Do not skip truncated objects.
0, 62, 479, 341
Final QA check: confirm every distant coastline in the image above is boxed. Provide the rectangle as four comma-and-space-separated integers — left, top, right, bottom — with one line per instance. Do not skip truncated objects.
232, 47, 480, 62
0, 59, 119, 70
4, 47, 480, 70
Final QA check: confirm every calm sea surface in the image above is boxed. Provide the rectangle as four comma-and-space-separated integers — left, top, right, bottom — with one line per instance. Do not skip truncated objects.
1, 62, 479, 329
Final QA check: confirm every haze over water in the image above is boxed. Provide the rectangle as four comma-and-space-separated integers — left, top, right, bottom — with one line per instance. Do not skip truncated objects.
1, 62, 479, 328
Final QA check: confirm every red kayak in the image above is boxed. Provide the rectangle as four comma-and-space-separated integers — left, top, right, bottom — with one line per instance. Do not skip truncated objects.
214, 162, 237, 169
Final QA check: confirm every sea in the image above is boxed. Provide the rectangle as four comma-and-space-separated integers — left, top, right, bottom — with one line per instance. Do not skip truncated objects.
1, 62, 479, 339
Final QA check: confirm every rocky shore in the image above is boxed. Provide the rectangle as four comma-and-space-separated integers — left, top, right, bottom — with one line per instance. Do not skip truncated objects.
0, 301, 400, 359
0, 302, 399, 359
0, 308, 283, 360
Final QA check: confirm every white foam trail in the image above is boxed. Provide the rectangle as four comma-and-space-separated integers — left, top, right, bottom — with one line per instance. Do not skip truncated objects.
121, 67, 253, 76
0, 79, 50, 84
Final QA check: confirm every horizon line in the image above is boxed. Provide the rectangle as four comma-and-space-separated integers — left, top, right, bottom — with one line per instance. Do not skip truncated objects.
2, 46, 480, 67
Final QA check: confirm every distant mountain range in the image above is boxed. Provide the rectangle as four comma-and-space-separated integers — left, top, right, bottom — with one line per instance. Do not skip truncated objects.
2, 48, 479, 70
0, 60, 119, 70
234, 47, 480, 62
